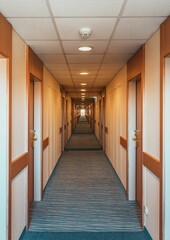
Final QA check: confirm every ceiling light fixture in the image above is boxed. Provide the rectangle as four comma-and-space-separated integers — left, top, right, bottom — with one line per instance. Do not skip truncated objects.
79, 27, 92, 39
78, 46, 92, 52
80, 83, 87, 86
80, 72, 89, 75
81, 89, 86, 91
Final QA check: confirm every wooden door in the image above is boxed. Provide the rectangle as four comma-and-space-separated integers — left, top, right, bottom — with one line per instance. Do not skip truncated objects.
28, 80, 34, 208
136, 80, 142, 208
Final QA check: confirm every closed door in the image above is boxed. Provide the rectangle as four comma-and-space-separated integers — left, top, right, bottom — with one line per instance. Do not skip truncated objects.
28, 80, 34, 208
136, 80, 142, 208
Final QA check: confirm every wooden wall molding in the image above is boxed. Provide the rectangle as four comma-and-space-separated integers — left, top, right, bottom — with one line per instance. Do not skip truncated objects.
28, 48, 43, 81
11, 153, 28, 179
120, 136, 127, 150
0, 14, 12, 57
143, 152, 161, 179
161, 16, 170, 57
160, 16, 170, 240
127, 47, 143, 81
0, 13, 12, 240
43, 137, 49, 150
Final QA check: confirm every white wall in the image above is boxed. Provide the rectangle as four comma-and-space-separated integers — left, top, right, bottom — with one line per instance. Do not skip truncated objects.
164, 57, 170, 240
0, 58, 8, 240
143, 30, 160, 240
12, 168, 28, 240
11, 30, 28, 240
12, 31, 27, 160
143, 167, 160, 240
144, 30, 160, 159
106, 66, 127, 189
43, 67, 62, 189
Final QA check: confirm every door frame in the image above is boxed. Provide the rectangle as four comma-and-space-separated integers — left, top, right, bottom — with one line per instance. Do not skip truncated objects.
163, 56, 170, 239
0, 57, 10, 240
127, 74, 143, 226
28, 74, 43, 221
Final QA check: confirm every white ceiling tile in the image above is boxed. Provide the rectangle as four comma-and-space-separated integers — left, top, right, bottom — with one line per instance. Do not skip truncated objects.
123, 0, 170, 17
55, 18, 117, 40
50, 69, 70, 75
114, 18, 166, 40
49, 0, 123, 17
66, 54, 103, 64
0, 0, 49, 17
45, 64, 69, 71
107, 40, 145, 54
103, 54, 132, 64
93, 81, 110, 87
38, 54, 66, 64
54, 76, 72, 82
8, 18, 58, 40
26, 41, 62, 54
100, 64, 123, 71
73, 76, 95, 82
69, 64, 100, 71
62, 40, 108, 54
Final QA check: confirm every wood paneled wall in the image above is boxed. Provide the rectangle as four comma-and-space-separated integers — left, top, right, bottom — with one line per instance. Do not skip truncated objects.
0, 13, 12, 240
160, 16, 170, 240
28, 47, 43, 81
161, 16, 170, 57
127, 47, 144, 81
0, 14, 12, 57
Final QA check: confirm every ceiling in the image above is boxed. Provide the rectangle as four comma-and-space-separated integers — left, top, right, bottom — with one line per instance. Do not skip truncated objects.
0, 0, 169, 101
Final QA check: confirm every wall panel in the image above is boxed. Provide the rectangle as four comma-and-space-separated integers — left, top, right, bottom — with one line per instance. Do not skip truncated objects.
43, 67, 62, 189
144, 30, 160, 159
106, 66, 127, 189
12, 30, 27, 160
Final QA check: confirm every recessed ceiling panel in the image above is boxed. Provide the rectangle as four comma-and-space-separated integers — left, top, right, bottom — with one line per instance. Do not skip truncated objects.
100, 64, 124, 71
55, 18, 117, 40
8, 18, 58, 40
114, 18, 166, 40
0, 0, 49, 17
45, 64, 69, 71
103, 54, 132, 64
49, 0, 123, 17
26, 41, 62, 54
107, 40, 145, 54
69, 64, 100, 71
66, 54, 103, 64
62, 40, 108, 54
38, 54, 66, 64
123, 0, 170, 17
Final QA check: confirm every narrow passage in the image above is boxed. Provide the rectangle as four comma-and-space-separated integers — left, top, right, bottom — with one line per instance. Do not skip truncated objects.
22, 116, 151, 240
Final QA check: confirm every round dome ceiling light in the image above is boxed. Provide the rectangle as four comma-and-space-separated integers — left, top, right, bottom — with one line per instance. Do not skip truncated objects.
80, 83, 87, 86
78, 46, 92, 52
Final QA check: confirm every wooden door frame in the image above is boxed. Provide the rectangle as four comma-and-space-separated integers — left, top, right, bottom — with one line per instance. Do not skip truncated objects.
0, 56, 11, 240
26, 47, 43, 226
127, 74, 143, 227
27, 74, 43, 221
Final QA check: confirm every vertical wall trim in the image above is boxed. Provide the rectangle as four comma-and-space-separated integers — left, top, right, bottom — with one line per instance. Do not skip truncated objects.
0, 14, 13, 240
127, 46, 145, 228
160, 16, 170, 240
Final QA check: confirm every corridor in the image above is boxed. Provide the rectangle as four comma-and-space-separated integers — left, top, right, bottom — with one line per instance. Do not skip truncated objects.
0, 2, 170, 240
21, 116, 151, 240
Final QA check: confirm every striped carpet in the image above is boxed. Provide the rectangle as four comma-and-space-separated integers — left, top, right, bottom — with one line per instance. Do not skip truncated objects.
72, 117, 93, 134
65, 134, 102, 150
29, 151, 141, 232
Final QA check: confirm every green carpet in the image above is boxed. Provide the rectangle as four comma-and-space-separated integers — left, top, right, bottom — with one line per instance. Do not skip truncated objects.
20, 229, 152, 240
